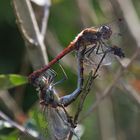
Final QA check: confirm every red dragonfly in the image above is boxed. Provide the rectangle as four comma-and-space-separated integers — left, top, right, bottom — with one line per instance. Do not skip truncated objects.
29, 23, 125, 106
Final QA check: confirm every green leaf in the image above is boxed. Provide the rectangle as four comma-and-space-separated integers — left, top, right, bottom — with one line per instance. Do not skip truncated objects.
0, 74, 28, 90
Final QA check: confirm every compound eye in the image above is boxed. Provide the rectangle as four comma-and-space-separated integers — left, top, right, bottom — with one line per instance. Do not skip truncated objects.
104, 26, 112, 39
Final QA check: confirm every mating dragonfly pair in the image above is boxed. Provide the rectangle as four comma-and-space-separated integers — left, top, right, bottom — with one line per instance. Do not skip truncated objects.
28, 24, 125, 139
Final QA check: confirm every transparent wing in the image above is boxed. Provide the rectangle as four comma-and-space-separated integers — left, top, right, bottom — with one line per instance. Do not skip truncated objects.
45, 106, 71, 140
84, 44, 114, 69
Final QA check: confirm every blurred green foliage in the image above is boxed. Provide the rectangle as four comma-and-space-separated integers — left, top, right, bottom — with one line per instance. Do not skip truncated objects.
0, 74, 27, 90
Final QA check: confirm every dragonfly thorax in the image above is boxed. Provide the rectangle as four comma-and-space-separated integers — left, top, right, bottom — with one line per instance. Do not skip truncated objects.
98, 25, 112, 40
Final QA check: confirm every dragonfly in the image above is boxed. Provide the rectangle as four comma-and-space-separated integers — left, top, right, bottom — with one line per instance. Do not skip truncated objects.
29, 23, 125, 106
33, 68, 79, 140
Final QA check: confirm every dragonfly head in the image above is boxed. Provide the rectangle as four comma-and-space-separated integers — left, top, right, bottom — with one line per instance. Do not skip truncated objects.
99, 25, 112, 40
28, 73, 39, 87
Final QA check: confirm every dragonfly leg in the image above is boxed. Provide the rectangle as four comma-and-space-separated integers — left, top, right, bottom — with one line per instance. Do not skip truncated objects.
95, 43, 106, 55
84, 44, 96, 55
60, 48, 85, 106
96, 41, 112, 55
93, 52, 107, 77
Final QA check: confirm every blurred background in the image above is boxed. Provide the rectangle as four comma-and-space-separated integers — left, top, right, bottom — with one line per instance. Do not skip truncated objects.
0, 0, 140, 140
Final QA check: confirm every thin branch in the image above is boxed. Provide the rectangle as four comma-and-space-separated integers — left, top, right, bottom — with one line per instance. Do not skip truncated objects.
68, 53, 108, 139
0, 110, 39, 139
79, 48, 139, 122
73, 71, 93, 124
73, 53, 108, 123
40, 0, 51, 39
79, 67, 122, 122
12, 0, 50, 69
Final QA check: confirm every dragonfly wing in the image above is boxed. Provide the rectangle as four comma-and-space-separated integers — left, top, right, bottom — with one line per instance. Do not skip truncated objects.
84, 45, 115, 69
45, 106, 71, 140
